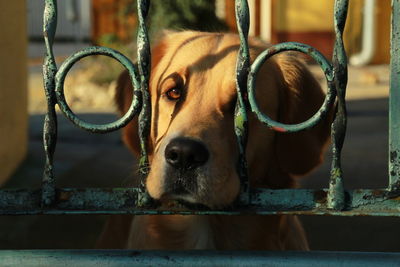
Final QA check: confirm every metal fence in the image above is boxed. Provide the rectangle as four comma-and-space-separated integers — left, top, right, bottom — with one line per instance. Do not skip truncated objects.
1, 0, 400, 265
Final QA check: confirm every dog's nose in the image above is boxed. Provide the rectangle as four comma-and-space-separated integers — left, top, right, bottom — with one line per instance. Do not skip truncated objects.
165, 138, 209, 170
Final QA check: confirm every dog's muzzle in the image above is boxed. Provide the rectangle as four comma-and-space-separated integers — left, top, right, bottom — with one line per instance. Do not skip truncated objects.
161, 137, 209, 197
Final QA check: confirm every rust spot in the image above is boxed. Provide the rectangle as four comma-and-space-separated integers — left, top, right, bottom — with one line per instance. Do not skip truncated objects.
372, 190, 383, 197
268, 47, 278, 54
59, 191, 72, 201
273, 126, 287, 133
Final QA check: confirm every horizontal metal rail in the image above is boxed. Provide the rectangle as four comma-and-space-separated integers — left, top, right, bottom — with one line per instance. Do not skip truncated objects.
1, 250, 400, 267
0, 188, 399, 216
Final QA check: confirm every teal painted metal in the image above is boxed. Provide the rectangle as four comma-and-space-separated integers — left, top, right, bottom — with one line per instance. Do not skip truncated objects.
327, 0, 349, 211
248, 42, 336, 133
42, 0, 58, 207
389, 0, 400, 191
247, 0, 349, 211
234, 0, 251, 203
0, 188, 399, 216
1, 250, 400, 267
135, 0, 153, 204
136, 0, 151, 177
55, 47, 142, 133
0, 0, 398, 218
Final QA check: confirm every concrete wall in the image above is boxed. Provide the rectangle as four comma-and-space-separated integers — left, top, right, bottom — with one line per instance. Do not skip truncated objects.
0, 1, 28, 184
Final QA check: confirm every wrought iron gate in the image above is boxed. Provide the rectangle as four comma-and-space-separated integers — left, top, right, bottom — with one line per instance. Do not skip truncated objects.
1, 0, 400, 265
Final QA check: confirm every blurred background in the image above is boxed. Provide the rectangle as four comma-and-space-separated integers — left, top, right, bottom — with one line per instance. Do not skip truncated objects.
0, 0, 397, 251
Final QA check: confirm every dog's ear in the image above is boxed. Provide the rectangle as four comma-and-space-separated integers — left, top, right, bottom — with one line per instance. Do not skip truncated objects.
274, 54, 333, 176
115, 70, 141, 155
115, 38, 167, 156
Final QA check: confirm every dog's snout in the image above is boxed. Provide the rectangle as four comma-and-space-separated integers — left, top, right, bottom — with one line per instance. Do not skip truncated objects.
165, 138, 209, 170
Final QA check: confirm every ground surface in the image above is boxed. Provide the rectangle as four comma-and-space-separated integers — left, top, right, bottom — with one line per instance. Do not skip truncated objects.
1, 41, 398, 251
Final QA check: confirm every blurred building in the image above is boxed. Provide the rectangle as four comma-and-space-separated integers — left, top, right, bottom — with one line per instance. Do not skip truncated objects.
220, 0, 391, 64
29, 0, 388, 65
28, 0, 91, 42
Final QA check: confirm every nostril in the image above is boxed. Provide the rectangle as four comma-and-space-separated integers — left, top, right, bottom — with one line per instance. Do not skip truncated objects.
168, 151, 179, 161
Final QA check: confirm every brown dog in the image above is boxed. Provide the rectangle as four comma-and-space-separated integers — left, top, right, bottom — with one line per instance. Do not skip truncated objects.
97, 31, 331, 250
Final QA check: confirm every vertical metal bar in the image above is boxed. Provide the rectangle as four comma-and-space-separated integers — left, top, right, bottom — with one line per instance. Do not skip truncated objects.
235, 0, 251, 203
42, 0, 58, 206
136, 0, 152, 205
327, 0, 349, 210
389, 0, 400, 191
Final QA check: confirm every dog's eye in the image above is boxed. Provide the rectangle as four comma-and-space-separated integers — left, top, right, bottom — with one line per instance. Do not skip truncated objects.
166, 87, 182, 101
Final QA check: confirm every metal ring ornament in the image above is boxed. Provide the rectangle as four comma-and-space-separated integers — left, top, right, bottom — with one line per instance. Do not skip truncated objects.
55, 46, 142, 133
247, 42, 336, 133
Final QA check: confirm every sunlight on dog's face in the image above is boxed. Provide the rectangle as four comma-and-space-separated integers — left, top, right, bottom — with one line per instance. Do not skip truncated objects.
118, 32, 329, 211
145, 33, 246, 208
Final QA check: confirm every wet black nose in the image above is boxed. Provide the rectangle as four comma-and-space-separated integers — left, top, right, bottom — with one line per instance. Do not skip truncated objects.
165, 138, 209, 170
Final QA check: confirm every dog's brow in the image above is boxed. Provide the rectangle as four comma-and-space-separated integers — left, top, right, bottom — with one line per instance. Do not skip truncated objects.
159, 72, 185, 92
156, 34, 211, 92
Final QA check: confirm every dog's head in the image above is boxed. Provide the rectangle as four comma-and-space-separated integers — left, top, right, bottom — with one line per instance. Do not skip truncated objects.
116, 31, 332, 208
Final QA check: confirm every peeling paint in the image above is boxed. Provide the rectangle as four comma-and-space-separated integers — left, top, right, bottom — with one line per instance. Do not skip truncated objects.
1, 0, 398, 220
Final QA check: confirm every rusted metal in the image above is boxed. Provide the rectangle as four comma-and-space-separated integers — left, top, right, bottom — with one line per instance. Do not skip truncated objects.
1, 0, 398, 220
1, 0, 399, 263
327, 0, 349, 211
248, 42, 336, 132
55, 46, 142, 133
0, 188, 399, 216
246, 0, 349, 211
2, 250, 400, 266
42, 0, 58, 207
234, 0, 251, 203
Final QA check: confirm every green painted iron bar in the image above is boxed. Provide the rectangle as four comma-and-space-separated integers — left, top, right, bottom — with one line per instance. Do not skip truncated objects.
135, 0, 153, 205
234, 0, 251, 203
1, 250, 400, 267
389, 0, 400, 191
327, 0, 349, 210
42, 0, 58, 207
136, 0, 151, 175
0, 188, 399, 216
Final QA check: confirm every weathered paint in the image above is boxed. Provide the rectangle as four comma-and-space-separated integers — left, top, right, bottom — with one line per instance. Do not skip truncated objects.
55, 46, 142, 133
135, 0, 153, 205
0, 188, 399, 216
1, 250, 400, 267
327, 0, 349, 211
42, 0, 58, 207
0, 0, 397, 222
234, 0, 251, 203
247, 42, 336, 133
136, 0, 151, 175
389, 0, 400, 191
246, 0, 349, 211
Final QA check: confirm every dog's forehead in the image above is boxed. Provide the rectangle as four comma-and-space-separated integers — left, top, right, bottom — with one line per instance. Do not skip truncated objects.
154, 32, 240, 82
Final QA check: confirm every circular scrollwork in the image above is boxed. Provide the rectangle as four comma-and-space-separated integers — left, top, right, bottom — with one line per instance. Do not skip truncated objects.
247, 42, 336, 133
55, 46, 142, 133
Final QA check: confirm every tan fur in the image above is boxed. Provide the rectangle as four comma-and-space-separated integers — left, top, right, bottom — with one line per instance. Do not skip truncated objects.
97, 31, 332, 250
